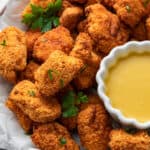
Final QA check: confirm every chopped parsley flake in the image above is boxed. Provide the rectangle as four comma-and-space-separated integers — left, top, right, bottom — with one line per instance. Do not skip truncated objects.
48, 69, 59, 81
59, 137, 67, 145
126, 5, 131, 13
28, 90, 35, 97
0, 40, 7, 46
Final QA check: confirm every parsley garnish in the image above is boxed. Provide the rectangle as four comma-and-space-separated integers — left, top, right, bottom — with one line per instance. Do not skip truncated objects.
22, 0, 62, 32
62, 91, 88, 118
48, 69, 58, 81
80, 64, 88, 73
126, 5, 131, 13
59, 137, 67, 145
143, 0, 150, 7
0, 40, 7, 46
59, 78, 64, 88
28, 90, 35, 97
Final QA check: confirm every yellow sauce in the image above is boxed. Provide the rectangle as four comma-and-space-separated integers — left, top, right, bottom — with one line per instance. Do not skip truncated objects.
105, 53, 150, 122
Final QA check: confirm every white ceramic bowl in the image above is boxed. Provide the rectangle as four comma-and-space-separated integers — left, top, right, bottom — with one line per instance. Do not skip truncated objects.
96, 41, 150, 129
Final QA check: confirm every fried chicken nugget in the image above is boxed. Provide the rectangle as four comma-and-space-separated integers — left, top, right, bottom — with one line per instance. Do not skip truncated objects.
33, 26, 74, 62
85, 4, 129, 54
132, 21, 147, 41
146, 17, 150, 40
78, 104, 112, 150
113, 0, 145, 28
19, 61, 39, 82
6, 99, 33, 133
0, 26, 27, 84
31, 122, 79, 150
35, 50, 83, 97
109, 129, 150, 150
60, 7, 83, 31
9, 80, 61, 123
25, 30, 42, 53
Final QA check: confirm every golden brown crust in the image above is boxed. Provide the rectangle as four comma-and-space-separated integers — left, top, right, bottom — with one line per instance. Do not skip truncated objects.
6, 99, 33, 133
78, 103, 112, 150
9, 80, 61, 123
146, 17, 150, 40
25, 30, 42, 52
60, 7, 83, 30
109, 129, 150, 150
85, 4, 129, 54
33, 26, 74, 62
35, 50, 84, 97
31, 123, 79, 150
19, 61, 39, 82
113, 0, 145, 28
0, 26, 27, 84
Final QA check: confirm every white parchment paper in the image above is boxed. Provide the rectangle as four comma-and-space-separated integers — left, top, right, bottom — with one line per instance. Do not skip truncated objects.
0, 1, 82, 150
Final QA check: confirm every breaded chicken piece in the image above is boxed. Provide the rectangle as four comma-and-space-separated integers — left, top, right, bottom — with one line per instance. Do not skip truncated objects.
113, 0, 145, 28
59, 116, 77, 130
25, 30, 42, 53
6, 99, 33, 133
70, 32, 92, 62
0, 26, 27, 84
78, 104, 112, 150
9, 80, 61, 123
19, 61, 39, 82
33, 26, 74, 62
146, 17, 150, 40
60, 7, 83, 30
132, 21, 147, 41
74, 52, 101, 89
35, 50, 83, 97
109, 129, 150, 150
32, 123, 79, 150
85, 4, 129, 54
22, 0, 55, 16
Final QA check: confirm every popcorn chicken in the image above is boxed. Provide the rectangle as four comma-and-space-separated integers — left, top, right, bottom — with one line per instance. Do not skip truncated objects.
78, 103, 112, 150
60, 7, 83, 30
32, 123, 79, 150
9, 80, 61, 123
85, 4, 129, 54
109, 129, 150, 150
35, 50, 83, 97
19, 61, 39, 82
33, 26, 74, 62
113, 0, 145, 28
6, 99, 33, 133
0, 26, 27, 84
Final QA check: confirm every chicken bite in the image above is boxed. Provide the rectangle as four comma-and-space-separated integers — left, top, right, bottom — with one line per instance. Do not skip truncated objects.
25, 30, 42, 53
60, 7, 83, 31
85, 4, 129, 54
132, 21, 147, 41
19, 61, 39, 82
32, 123, 79, 150
35, 50, 83, 97
109, 129, 150, 150
6, 99, 33, 133
78, 104, 112, 150
33, 26, 74, 62
146, 17, 150, 40
0, 26, 27, 84
9, 80, 61, 123
113, 0, 145, 28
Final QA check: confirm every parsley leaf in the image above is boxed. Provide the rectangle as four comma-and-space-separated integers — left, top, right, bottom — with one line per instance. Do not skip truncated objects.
143, 0, 150, 7
59, 137, 67, 145
126, 5, 131, 13
22, 0, 62, 32
28, 90, 35, 97
48, 69, 59, 81
62, 91, 88, 118
0, 40, 7, 46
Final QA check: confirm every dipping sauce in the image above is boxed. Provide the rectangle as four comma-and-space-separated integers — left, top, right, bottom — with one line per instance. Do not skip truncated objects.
105, 53, 150, 122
